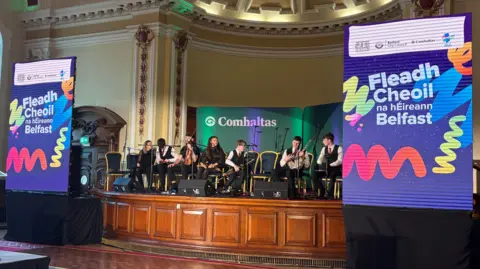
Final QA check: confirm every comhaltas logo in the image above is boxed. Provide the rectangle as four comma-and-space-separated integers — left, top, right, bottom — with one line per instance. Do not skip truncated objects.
205, 116, 216, 127
205, 116, 277, 127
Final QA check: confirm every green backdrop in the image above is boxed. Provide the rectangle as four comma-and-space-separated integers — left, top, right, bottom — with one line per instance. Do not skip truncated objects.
196, 104, 342, 154
196, 107, 303, 153
302, 102, 343, 157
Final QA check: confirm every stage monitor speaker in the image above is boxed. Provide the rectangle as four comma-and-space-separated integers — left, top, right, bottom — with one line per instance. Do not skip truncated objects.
178, 180, 215, 197
254, 181, 288, 199
113, 177, 132, 193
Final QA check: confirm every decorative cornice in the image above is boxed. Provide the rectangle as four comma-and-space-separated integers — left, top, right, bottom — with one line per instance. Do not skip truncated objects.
24, 23, 174, 53
20, 0, 403, 36
21, 0, 171, 31
189, 2, 403, 37
25, 26, 345, 59
190, 38, 343, 58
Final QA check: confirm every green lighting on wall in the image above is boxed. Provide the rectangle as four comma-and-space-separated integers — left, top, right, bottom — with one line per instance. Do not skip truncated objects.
11, 0, 40, 12
172, 0, 194, 14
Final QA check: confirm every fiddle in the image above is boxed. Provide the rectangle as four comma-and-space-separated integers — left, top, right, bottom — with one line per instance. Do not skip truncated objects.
184, 129, 196, 166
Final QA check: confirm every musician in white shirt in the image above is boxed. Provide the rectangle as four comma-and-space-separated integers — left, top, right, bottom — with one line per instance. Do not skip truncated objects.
222, 139, 247, 193
271, 136, 311, 199
312, 132, 343, 199
156, 138, 179, 192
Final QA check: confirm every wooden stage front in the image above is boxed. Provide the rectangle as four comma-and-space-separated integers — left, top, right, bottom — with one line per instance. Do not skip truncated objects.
93, 189, 346, 260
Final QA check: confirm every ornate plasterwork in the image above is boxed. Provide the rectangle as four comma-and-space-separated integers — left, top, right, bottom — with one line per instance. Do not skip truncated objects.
192, 3, 402, 36
21, 0, 173, 30
20, 0, 404, 36
191, 0, 396, 23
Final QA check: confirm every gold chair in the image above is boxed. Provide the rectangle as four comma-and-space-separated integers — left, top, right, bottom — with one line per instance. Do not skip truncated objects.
250, 151, 278, 193
105, 152, 128, 191
334, 178, 343, 199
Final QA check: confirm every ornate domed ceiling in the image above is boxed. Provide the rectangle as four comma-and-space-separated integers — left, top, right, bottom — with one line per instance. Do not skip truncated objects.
187, 0, 397, 24
19, 0, 404, 37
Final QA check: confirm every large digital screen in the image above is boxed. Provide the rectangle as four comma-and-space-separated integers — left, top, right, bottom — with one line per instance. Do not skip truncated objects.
197, 107, 302, 152
343, 15, 472, 210
6, 57, 76, 193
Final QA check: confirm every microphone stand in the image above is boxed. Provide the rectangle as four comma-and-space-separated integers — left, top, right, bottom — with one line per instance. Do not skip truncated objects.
274, 127, 279, 152
281, 128, 289, 152
122, 124, 128, 172
150, 145, 158, 193
253, 126, 258, 151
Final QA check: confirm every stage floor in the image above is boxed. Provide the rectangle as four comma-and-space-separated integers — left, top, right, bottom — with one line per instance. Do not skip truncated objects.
93, 189, 346, 266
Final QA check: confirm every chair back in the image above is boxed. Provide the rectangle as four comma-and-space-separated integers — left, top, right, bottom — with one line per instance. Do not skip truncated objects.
106, 152, 122, 172
246, 151, 259, 174
127, 154, 138, 170
308, 152, 314, 173
259, 151, 278, 174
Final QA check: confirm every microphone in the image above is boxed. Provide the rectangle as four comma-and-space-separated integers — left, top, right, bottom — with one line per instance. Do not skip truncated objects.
254, 126, 259, 128
246, 143, 258, 147
167, 144, 181, 147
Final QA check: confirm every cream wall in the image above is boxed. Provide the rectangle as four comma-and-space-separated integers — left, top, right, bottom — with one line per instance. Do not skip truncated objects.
56, 41, 134, 151
0, 2, 24, 170
186, 48, 343, 108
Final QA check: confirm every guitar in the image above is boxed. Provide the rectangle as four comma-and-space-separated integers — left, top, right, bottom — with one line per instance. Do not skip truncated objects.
223, 159, 255, 177
287, 136, 316, 169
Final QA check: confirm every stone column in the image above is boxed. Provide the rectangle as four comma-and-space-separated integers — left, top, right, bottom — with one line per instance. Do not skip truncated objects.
129, 25, 155, 149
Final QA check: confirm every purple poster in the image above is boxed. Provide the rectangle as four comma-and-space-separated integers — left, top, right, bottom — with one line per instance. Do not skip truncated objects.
6, 57, 76, 193
343, 15, 472, 210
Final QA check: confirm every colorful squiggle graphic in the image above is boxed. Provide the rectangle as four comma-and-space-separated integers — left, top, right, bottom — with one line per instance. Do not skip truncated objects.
6, 147, 48, 173
61, 77, 74, 100
50, 127, 68, 168
448, 42, 472, 75
343, 76, 375, 125
413, 42, 472, 148
432, 115, 466, 174
343, 144, 427, 181
9, 99, 25, 134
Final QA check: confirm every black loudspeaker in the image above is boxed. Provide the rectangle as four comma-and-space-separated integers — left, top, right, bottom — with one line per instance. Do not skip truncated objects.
254, 181, 288, 199
178, 180, 215, 197
113, 177, 132, 193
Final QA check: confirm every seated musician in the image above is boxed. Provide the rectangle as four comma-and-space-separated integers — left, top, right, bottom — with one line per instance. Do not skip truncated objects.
222, 139, 247, 194
196, 136, 225, 180
156, 138, 179, 192
134, 140, 155, 192
312, 132, 343, 199
271, 136, 311, 199
174, 135, 201, 181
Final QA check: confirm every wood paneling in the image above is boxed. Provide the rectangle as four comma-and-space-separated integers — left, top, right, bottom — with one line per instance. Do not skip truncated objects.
115, 202, 130, 233
93, 189, 346, 259
132, 205, 151, 235
153, 206, 176, 239
285, 213, 316, 247
179, 207, 207, 241
104, 201, 116, 229
322, 212, 346, 248
246, 212, 277, 245
211, 210, 240, 243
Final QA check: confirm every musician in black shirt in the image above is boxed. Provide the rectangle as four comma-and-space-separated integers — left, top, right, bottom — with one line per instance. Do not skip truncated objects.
175, 135, 201, 180
197, 136, 225, 180
135, 140, 155, 191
